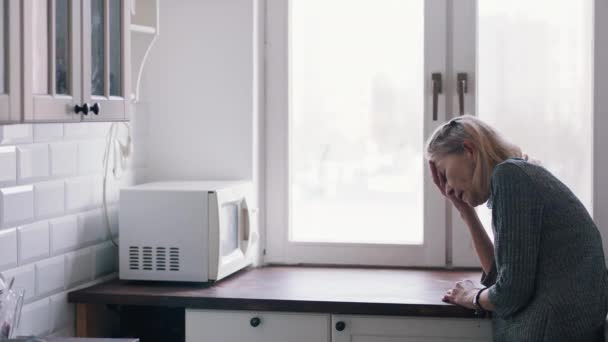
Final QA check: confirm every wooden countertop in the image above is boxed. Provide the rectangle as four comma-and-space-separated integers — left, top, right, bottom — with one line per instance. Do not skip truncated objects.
15, 339, 138, 342
68, 266, 485, 318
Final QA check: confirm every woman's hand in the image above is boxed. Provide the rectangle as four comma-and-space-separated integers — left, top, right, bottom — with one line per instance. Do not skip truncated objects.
429, 161, 476, 220
442, 280, 479, 310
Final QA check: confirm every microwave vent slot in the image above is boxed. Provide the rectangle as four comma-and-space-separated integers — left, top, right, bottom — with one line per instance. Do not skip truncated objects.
156, 247, 166, 271
169, 247, 180, 271
129, 246, 139, 270
142, 246, 153, 270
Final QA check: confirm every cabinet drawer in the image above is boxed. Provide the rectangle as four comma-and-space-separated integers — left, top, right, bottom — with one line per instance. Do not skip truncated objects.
332, 315, 493, 342
186, 309, 330, 342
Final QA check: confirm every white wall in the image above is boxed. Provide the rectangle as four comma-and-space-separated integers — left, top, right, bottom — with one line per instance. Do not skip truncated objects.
141, 0, 258, 182
140, 0, 264, 262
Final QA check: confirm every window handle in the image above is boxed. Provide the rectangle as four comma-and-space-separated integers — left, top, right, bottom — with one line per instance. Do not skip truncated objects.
457, 73, 468, 116
431, 73, 442, 121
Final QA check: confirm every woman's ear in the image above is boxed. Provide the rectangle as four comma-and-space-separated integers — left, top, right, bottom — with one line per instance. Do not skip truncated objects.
462, 140, 477, 159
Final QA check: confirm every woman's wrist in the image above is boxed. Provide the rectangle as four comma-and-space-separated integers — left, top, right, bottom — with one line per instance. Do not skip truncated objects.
460, 207, 479, 225
473, 287, 488, 315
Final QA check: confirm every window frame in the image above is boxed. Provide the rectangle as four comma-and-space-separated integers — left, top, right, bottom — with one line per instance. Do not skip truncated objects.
263, 0, 449, 267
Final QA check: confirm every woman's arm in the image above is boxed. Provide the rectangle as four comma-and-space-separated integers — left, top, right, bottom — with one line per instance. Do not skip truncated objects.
429, 161, 495, 273
460, 210, 495, 276
478, 288, 495, 311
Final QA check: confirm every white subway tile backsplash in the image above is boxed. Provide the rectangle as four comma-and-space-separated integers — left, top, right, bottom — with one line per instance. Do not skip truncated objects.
78, 209, 108, 247
16, 298, 51, 337
65, 177, 94, 212
0, 124, 33, 145
49, 292, 74, 332
36, 256, 65, 297
88, 122, 112, 138
49, 142, 78, 177
33, 124, 64, 142
94, 242, 117, 277
78, 140, 106, 175
1, 264, 36, 302
34, 181, 65, 219
0, 146, 17, 187
0, 117, 141, 337
17, 144, 50, 183
0, 185, 34, 228
92, 175, 104, 208
0, 228, 17, 271
0, 117, 140, 338
18, 221, 50, 264
63, 123, 89, 140
65, 248, 93, 288
105, 176, 119, 205
49, 216, 79, 255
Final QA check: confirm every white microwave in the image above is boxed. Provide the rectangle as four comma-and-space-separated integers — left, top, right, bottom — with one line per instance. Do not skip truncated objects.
118, 181, 259, 283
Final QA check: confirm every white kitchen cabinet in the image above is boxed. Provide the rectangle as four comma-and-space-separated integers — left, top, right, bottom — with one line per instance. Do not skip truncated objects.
22, 0, 131, 122
186, 309, 492, 342
185, 310, 330, 342
0, 0, 21, 123
81, 0, 131, 121
332, 315, 493, 342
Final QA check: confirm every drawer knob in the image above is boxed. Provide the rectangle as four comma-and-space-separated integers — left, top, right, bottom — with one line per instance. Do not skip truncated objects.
90, 102, 101, 115
335, 321, 346, 331
74, 103, 89, 115
250, 317, 261, 327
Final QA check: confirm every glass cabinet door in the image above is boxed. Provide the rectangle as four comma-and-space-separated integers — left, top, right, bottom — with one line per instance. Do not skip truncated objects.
0, 0, 21, 122
22, 0, 82, 122
83, 0, 130, 120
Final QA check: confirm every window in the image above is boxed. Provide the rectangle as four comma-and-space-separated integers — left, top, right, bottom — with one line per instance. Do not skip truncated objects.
265, 0, 594, 267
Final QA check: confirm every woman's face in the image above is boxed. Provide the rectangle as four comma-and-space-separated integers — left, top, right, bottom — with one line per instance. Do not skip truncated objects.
434, 149, 486, 207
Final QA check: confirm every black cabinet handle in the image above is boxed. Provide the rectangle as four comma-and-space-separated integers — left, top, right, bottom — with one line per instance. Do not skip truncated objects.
90, 102, 100, 115
335, 321, 346, 331
74, 103, 89, 115
250, 317, 261, 327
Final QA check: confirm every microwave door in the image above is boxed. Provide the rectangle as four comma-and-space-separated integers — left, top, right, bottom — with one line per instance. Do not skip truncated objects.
209, 184, 257, 281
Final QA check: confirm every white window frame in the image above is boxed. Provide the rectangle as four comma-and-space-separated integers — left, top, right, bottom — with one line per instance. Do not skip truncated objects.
262, 0, 608, 267
264, 0, 449, 267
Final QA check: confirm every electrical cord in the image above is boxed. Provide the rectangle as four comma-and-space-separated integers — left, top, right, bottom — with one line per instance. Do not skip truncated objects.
102, 122, 132, 247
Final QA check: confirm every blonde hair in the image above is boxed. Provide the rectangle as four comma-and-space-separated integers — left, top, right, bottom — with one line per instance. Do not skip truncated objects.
425, 115, 526, 196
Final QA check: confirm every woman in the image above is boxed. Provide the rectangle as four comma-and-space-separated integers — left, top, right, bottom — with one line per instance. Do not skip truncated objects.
425, 115, 608, 342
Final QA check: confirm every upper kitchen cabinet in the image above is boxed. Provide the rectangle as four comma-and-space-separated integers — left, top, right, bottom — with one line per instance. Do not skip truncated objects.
82, 0, 131, 121
0, 0, 21, 123
22, 0, 131, 122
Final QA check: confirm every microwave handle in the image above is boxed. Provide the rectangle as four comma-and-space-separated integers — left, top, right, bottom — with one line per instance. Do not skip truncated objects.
242, 203, 259, 246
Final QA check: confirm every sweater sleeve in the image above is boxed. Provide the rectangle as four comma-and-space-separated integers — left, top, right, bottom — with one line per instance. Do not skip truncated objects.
481, 262, 497, 287
486, 163, 544, 319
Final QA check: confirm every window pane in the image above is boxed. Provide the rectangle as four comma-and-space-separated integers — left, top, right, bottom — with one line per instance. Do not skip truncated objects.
32, 0, 49, 95
290, 0, 424, 244
55, 0, 70, 95
477, 0, 593, 238
109, 0, 122, 96
0, 0, 5, 94
91, 0, 105, 96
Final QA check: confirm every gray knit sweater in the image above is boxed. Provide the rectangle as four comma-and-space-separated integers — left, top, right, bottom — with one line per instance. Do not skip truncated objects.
481, 158, 608, 342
